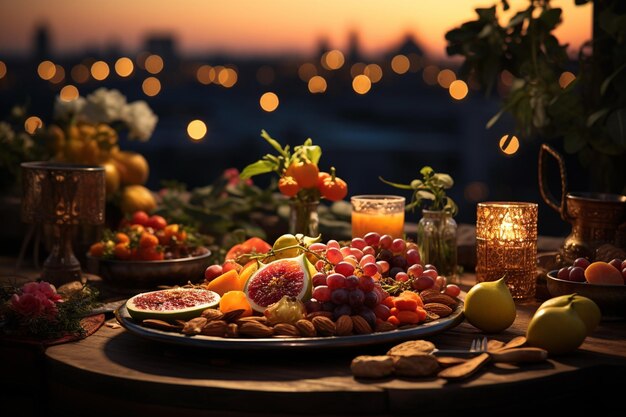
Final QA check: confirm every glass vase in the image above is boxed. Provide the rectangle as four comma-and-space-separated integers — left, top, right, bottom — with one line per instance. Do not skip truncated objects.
416, 209, 458, 283
289, 200, 319, 237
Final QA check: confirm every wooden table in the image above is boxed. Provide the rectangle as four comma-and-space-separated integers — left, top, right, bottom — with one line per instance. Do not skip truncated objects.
34, 277, 626, 416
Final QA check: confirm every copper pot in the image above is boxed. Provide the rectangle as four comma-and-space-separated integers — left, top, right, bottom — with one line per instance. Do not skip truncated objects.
538, 144, 626, 265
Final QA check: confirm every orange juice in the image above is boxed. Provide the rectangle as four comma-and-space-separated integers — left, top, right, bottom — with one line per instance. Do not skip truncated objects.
351, 211, 405, 239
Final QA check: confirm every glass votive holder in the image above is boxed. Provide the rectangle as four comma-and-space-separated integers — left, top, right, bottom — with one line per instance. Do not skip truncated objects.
351, 195, 405, 239
475, 201, 538, 301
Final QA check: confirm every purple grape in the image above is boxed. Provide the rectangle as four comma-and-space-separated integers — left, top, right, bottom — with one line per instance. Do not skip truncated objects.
573, 257, 591, 270
330, 288, 349, 305
391, 255, 408, 270
568, 266, 586, 282
358, 307, 377, 328
321, 302, 335, 312
333, 304, 352, 320
344, 275, 360, 290
358, 275, 376, 292
557, 266, 572, 280
348, 288, 365, 307
389, 267, 404, 278
304, 300, 322, 313
364, 291, 378, 308
377, 249, 393, 262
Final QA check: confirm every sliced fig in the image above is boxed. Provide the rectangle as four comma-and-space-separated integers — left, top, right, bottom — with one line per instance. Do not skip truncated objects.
126, 288, 220, 321
244, 254, 314, 313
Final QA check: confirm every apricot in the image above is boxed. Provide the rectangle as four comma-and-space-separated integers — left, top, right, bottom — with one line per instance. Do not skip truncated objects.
206, 269, 243, 295
584, 261, 624, 285
219, 291, 253, 317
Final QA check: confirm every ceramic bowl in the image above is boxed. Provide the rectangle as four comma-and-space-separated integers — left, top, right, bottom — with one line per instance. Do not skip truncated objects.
546, 270, 626, 319
87, 248, 212, 290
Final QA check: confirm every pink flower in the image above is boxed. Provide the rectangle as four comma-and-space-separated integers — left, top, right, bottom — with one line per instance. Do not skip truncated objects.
11, 293, 45, 318
22, 281, 62, 302
223, 168, 253, 186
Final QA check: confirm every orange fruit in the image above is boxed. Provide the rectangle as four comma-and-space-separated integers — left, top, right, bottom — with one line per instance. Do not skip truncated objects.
219, 290, 253, 317
206, 269, 243, 296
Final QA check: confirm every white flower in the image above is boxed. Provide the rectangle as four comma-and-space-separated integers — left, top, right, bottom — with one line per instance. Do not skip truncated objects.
81, 88, 127, 124
53, 96, 86, 121
122, 101, 158, 141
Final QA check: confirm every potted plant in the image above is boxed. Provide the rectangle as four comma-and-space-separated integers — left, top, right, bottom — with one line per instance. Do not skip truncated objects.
380, 166, 459, 281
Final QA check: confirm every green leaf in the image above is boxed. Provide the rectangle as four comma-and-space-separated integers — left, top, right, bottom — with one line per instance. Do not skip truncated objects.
539, 8, 562, 31
600, 62, 626, 97
260, 129, 288, 157
563, 132, 587, 154
239, 160, 276, 179
302, 144, 322, 165
379, 176, 414, 190
420, 166, 434, 177
486, 108, 506, 129
606, 108, 626, 148
587, 108, 610, 127
416, 190, 435, 201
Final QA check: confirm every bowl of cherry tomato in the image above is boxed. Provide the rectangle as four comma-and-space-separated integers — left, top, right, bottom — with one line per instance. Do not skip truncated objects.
86, 211, 212, 289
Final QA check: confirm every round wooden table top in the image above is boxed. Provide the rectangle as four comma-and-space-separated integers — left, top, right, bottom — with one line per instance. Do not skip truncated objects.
42, 273, 626, 416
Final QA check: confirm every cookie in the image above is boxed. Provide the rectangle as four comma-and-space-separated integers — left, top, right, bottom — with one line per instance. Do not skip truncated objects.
351, 355, 394, 378
387, 340, 436, 357
392, 354, 440, 377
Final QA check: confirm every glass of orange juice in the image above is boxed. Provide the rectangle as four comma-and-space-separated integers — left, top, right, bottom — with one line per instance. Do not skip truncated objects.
351, 195, 405, 239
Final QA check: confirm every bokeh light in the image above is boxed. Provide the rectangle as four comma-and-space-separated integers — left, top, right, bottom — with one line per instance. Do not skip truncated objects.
187, 120, 207, 140
422, 65, 439, 85
71, 64, 89, 83
364, 64, 383, 83
500, 70, 514, 87
464, 181, 489, 202
391, 54, 410, 74
298, 63, 317, 82
352, 74, 371, 94
437, 69, 456, 88
256, 65, 275, 85
308, 75, 327, 93
24, 116, 43, 134
0, 61, 6, 79
50, 65, 65, 84
197, 65, 213, 84
115, 57, 134, 77
350, 62, 366, 78
218, 67, 238, 88
59, 85, 79, 101
449, 80, 468, 100
91, 61, 110, 81
559, 71, 576, 88
142, 77, 161, 96
37, 60, 56, 80
260, 92, 279, 112
499, 134, 520, 155
145, 54, 164, 74
212, 66, 225, 85
322, 49, 345, 70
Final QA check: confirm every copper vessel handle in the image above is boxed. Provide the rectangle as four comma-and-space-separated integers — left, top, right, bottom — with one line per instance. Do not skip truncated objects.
538, 143, 569, 222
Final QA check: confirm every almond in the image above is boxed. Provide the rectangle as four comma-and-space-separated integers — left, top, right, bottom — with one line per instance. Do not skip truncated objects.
295, 319, 317, 337
200, 320, 227, 336
312, 316, 336, 336
236, 316, 268, 326
421, 292, 457, 307
182, 317, 208, 335
335, 315, 353, 336
225, 323, 239, 338
222, 309, 246, 322
351, 315, 373, 334
375, 321, 397, 333
307, 311, 333, 320
239, 321, 274, 337
141, 319, 182, 332
201, 308, 224, 321
424, 302, 453, 317
273, 323, 300, 337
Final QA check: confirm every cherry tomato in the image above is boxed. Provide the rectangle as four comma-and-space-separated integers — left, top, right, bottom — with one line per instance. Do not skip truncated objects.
137, 246, 164, 261
131, 211, 150, 226
139, 232, 159, 248
115, 232, 130, 244
278, 176, 300, 197
113, 243, 132, 260
146, 215, 167, 230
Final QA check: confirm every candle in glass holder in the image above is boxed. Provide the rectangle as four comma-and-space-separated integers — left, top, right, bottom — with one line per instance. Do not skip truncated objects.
475, 201, 538, 301
351, 195, 405, 238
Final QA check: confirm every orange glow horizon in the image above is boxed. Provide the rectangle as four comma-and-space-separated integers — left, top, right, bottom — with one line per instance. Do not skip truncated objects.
0, 0, 591, 60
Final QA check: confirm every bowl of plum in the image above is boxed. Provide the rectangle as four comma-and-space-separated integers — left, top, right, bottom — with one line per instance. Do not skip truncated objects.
547, 257, 626, 319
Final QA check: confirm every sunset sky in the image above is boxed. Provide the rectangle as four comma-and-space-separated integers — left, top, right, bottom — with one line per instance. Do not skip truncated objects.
0, 0, 592, 59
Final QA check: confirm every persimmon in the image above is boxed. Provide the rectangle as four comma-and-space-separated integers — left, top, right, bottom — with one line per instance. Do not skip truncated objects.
278, 175, 300, 197
115, 232, 130, 244
319, 167, 347, 201
113, 243, 132, 260
289, 160, 319, 189
139, 232, 159, 248
89, 242, 105, 258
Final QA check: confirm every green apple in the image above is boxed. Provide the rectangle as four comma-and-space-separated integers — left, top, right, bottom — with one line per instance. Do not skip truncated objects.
537, 294, 601, 335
